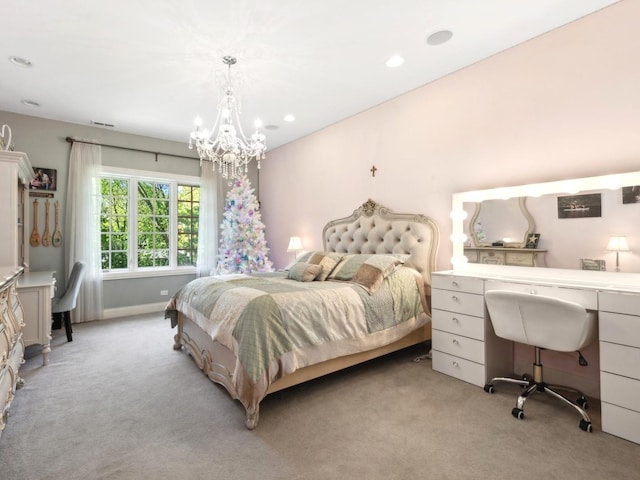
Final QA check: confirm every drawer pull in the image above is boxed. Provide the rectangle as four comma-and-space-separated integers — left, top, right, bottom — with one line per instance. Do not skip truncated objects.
451, 295, 459, 301
452, 339, 459, 345
451, 281, 459, 287
452, 361, 459, 368
452, 317, 459, 323
530, 290, 537, 295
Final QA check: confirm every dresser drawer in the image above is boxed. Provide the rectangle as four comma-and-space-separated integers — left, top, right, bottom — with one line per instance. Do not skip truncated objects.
432, 350, 485, 387
505, 252, 535, 267
484, 280, 597, 310
479, 251, 505, 265
601, 372, 640, 412
431, 289, 485, 317
599, 291, 640, 316
599, 311, 640, 348
600, 341, 640, 380
432, 275, 484, 295
432, 309, 485, 341
432, 329, 484, 364
601, 402, 640, 444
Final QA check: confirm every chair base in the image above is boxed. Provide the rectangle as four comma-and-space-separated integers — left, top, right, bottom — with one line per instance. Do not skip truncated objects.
51, 312, 73, 342
484, 368, 592, 432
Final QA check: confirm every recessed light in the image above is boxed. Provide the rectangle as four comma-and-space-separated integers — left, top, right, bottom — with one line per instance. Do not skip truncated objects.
385, 55, 404, 68
21, 99, 40, 107
426, 30, 453, 46
9, 56, 33, 67
283, 114, 295, 122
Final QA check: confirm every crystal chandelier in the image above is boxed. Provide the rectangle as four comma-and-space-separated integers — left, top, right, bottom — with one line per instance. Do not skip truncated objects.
188, 56, 266, 180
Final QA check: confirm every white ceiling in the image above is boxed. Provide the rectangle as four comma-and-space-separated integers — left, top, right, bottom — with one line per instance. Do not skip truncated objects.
0, 0, 620, 151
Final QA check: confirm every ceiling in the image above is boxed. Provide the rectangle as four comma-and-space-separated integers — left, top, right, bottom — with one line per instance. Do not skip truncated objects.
1, 0, 620, 151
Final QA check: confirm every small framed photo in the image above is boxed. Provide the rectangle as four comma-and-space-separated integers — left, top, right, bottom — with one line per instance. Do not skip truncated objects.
557, 193, 601, 218
622, 185, 640, 204
580, 259, 606, 271
30, 167, 57, 191
525, 233, 540, 249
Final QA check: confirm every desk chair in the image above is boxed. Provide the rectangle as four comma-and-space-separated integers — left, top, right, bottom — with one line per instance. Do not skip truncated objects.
52, 261, 86, 342
483, 290, 597, 432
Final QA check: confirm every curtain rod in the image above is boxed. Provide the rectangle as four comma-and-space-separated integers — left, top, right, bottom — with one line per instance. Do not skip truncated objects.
65, 136, 198, 162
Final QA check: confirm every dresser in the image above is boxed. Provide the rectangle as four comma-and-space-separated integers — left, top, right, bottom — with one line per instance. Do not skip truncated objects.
464, 247, 547, 267
1, 267, 25, 440
18, 271, 56, 366
431, 265, 640, 445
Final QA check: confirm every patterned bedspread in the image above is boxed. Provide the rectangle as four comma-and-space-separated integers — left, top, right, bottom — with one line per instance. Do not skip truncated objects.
165, 267, 429, 412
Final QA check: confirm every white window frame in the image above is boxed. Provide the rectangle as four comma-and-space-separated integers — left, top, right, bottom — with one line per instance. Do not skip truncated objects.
100, 166, 200, 280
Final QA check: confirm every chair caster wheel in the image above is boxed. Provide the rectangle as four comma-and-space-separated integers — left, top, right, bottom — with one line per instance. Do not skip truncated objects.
579, 420, 592, 432
484, 384, 494, 394
512, 408, 524, 420
577, 396, 588, 409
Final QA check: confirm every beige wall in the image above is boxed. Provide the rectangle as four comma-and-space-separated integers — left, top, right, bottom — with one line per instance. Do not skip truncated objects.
260, 1, 640, 271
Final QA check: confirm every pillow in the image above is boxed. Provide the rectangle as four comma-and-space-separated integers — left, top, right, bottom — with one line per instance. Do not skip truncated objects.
293, 251, 344, 281
328, 254, 404, 293
287, 262, 322, 282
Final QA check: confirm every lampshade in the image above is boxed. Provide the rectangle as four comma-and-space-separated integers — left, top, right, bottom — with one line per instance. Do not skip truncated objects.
287, 236, 303, 253
606, 235, 630, 252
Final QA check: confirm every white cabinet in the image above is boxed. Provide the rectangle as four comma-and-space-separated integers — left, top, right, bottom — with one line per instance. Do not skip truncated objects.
598, 291, 640, 444
0, 151, 34, 270
431, 273, 512, 387
18, 271, 56, 366
0, 268, 25, 440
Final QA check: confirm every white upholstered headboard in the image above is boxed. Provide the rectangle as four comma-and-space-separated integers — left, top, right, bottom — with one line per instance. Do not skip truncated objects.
322, 199, 440, 295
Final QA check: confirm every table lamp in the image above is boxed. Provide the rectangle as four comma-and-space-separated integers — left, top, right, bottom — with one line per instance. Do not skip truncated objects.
606, 235, 630, 272
287, 236, 303, 260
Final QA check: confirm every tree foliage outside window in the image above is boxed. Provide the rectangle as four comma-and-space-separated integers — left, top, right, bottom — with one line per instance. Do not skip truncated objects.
100, 174, 199, 272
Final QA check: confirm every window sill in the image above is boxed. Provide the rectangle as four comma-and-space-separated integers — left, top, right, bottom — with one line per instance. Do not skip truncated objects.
102, 267, 197, 281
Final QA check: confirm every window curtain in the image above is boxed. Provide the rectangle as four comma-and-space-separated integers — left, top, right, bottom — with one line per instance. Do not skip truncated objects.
65, 139, 103, 322
196, 165, 222, 276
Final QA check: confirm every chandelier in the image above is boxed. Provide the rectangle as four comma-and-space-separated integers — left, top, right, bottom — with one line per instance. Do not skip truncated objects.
188, 56, 266, 180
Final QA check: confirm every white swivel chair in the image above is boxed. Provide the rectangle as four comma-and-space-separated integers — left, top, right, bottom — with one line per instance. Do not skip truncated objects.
52, 261, 86, 342
483, 290, 597, 432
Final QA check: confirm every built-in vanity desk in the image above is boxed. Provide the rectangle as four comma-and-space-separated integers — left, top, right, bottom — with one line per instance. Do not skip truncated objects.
464, 246, 547, 267
431, 264, 640, 445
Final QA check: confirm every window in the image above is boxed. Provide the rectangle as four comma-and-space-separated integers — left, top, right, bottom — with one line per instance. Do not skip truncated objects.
100, 168, 200, 275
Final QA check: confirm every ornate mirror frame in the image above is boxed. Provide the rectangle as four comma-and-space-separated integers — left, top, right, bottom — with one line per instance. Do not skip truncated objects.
468, 197, 535, 248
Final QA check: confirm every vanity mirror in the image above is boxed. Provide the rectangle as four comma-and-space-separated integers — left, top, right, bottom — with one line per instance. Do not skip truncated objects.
451, 170, 640, 272
467, 197, 534, 248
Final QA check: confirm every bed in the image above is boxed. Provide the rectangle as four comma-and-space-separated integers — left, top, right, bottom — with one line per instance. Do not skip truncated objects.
165, 199, 439, 429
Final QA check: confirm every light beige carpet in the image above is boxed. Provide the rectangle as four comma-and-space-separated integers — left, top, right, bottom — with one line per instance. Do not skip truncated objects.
1, 313, 638, 480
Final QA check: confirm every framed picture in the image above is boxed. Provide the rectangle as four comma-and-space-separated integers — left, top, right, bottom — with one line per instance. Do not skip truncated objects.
30, 167, 57, 191
557, 193, 601, 218
622, 185, 640, 204
525, 233, 540, 249
580, 259, 606, 271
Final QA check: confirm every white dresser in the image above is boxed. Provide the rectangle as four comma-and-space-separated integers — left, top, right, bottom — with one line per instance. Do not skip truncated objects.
464, 247, 547, 267
431, 265, 640, 445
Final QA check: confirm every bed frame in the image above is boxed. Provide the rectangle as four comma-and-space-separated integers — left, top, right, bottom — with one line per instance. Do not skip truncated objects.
172, 199, 440, 429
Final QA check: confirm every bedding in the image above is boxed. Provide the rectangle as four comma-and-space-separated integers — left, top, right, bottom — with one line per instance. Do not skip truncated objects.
167, 199, 439, 429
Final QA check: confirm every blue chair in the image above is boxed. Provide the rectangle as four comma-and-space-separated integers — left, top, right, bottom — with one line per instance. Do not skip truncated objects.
52, 261, 86, 342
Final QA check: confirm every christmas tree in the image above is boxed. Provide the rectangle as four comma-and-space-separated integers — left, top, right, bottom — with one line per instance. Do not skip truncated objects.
216, 175, 273, 274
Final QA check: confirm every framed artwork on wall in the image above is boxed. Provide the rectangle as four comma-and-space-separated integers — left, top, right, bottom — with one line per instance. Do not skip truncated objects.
622, 185, 640, 204
557, 193, 601, 218
30, 167, 57, 191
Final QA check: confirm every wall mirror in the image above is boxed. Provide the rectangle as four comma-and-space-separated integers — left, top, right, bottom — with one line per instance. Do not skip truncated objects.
467, 197, 534, 247
451, 171, 640, 272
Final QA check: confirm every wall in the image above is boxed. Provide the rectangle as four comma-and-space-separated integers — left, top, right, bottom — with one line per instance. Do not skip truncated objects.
0, 111, 257, 313
259, 1, 640, 272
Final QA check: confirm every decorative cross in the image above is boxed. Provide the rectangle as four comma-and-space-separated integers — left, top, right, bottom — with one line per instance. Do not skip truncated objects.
370, 165, 378, 177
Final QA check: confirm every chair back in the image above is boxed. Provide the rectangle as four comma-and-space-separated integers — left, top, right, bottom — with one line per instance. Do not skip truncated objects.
52, 261, 87, 313
485, 290, 597, 352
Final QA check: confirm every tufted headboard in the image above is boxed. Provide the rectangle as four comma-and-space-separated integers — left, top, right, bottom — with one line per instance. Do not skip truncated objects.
322, 199, 440, 296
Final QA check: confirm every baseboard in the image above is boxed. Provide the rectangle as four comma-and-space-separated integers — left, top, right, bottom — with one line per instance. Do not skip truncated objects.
103, 302, 167, 320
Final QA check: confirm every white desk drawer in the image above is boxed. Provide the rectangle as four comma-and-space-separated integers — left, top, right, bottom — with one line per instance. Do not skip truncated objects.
432, 309, 485, 341
432, 329, 484, 364
600, 342, 640, 381
599, 291, 640, 316
601, 402, 640, 444
601, 372, 640, 412
432, 275, 484, 295
600, 311, 640, 349
432, 350, 485, 387
431, 289, 484, 317
484, 280, 597, 310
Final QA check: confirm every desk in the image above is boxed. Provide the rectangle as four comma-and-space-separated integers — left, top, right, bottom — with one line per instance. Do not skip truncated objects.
17, 271, 56, 365
431, 265, 640, 445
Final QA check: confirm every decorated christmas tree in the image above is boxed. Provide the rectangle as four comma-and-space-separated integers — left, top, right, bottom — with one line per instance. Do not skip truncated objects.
216, 175, 273, 274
